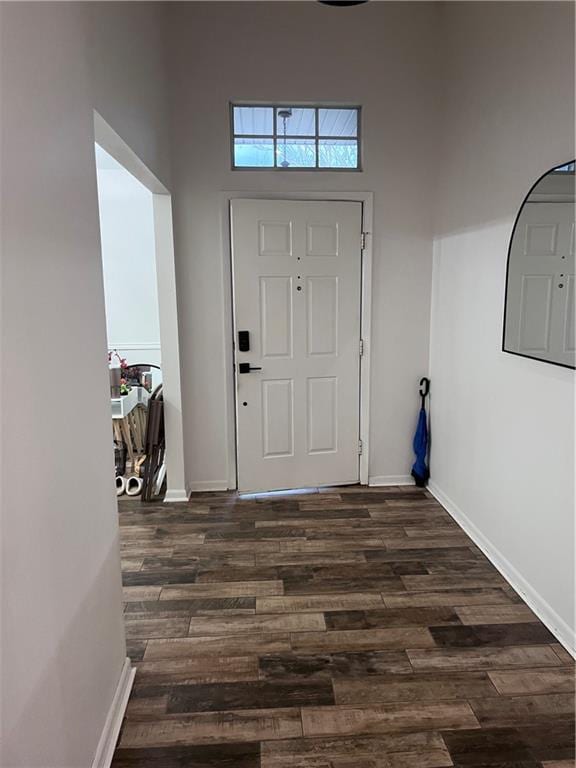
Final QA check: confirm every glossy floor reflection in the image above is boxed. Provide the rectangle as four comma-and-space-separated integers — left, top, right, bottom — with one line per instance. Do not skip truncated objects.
112, 486, 575, 767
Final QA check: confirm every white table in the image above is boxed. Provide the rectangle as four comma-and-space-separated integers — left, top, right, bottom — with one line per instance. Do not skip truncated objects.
111, 387, 150, 468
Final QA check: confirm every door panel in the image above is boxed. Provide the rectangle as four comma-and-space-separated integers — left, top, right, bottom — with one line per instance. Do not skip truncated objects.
307, 377, 338, 454
260, 276, 293, 358
564, 275, 575, 352
307, 276, 339, 356
261, 379, 294, 458
259, 220, 293, 257
519, 274, 553, 352
231, 199, 362, 492
306, 222, 339, 257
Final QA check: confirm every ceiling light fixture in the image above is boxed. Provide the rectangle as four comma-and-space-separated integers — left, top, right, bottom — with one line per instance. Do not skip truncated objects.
277, 109, 292, 168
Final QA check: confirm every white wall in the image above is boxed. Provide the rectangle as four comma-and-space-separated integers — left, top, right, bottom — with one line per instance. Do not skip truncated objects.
96, 147, 162, 377
167, 1, 440, 490
430, 2, 575, 648
0, 3, 171, 765
2, 8, 574, 768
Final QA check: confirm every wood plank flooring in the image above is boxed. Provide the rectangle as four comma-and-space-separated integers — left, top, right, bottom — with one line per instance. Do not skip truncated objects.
113, 486, 575, 767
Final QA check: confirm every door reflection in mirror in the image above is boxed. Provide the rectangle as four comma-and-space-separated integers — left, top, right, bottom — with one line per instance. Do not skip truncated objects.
503, 161, 575, 369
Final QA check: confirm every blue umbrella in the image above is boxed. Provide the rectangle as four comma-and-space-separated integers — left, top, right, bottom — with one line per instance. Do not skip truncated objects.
411, 377, 430, 487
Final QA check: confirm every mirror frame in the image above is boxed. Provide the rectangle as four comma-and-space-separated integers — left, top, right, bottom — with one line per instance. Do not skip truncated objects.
502, 159, 576, 370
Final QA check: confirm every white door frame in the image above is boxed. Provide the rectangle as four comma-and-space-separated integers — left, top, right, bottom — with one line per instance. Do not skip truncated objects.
220, 190, 374, 490
94, 111, 188, 502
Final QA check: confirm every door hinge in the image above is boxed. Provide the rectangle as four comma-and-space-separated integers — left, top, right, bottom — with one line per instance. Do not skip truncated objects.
359, 338, 364, 357
358, 439, 363, 455
361, 232, 367, 251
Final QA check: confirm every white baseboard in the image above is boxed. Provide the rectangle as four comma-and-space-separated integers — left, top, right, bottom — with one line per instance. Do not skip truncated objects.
428, 481, 576, 658
163, 488, 189, 503
369, 475, 415, 486
188, 480, 229, 493
91, 657, 135, 768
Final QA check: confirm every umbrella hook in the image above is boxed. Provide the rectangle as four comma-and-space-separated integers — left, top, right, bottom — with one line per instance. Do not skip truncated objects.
419, 377, 430, 408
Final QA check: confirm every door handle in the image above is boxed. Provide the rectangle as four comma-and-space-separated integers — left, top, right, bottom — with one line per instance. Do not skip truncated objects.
238, 362, 262, 374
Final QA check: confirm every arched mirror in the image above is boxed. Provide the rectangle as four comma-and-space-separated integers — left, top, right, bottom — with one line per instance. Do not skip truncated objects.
503, 161, 575, 369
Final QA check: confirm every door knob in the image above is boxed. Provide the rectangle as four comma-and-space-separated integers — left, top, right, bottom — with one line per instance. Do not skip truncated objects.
238, 362, 262, 374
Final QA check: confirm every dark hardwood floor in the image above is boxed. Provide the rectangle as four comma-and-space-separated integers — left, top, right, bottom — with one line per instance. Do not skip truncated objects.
112, 486, 575, 767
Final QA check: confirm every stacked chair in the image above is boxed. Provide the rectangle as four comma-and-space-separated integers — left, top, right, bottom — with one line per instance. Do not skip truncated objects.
141, 384, 166, 502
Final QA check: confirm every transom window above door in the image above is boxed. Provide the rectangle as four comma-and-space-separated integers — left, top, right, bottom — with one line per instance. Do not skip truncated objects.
231, 104, 361, 170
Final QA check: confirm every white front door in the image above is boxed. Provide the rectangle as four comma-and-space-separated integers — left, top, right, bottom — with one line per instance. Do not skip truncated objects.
506, 201, 575, 366
231, 199, 363, 492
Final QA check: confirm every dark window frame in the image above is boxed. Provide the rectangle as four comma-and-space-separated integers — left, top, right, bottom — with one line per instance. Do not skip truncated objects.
230, 103, 363, 172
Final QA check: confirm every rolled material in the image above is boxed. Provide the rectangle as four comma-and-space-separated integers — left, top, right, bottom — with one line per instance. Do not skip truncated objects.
125, 475, 143, 497
154, 463, 167, 497
116, 475, 126, 497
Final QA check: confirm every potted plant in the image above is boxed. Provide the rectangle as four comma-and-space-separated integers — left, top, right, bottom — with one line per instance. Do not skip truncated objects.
109, 350, 131, 397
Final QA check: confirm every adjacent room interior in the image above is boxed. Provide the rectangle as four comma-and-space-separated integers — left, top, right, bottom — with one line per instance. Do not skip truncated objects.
95, 144, 164, 499
1, 2, 574, 767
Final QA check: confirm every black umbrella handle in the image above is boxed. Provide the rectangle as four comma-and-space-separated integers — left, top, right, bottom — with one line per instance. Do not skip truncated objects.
419, 377, 430, 408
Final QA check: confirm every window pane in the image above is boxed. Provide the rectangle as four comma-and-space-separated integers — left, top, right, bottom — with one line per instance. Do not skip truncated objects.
276, 138, 316, 168
234, 138, 274, 167
318, 139, 358, 169
231, 104, 361, 171
319, 108, 358, 137
233, 107, 273, 136
276, 107, 315, 136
